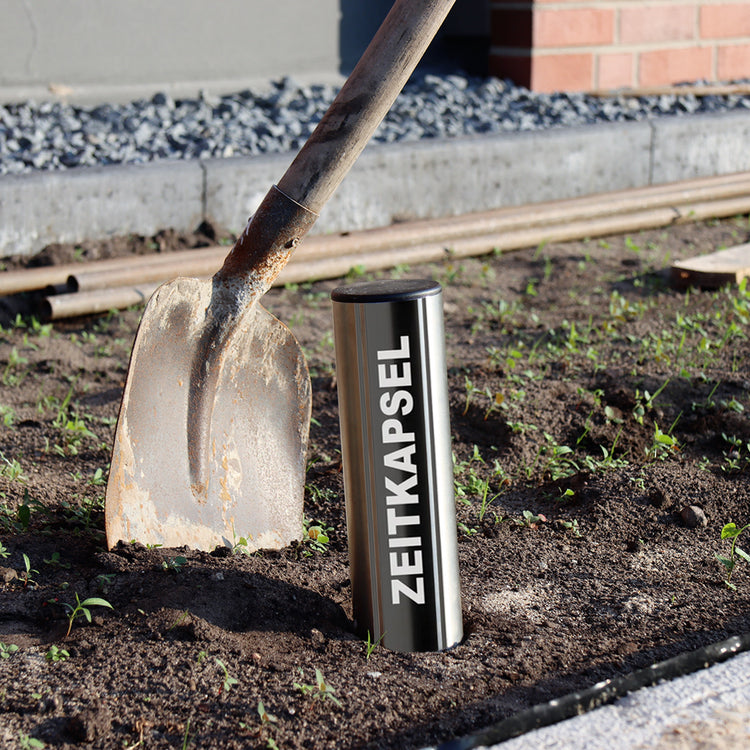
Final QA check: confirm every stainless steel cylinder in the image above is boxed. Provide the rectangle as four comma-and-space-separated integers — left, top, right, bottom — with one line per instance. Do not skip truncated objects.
331, 279, 462, 652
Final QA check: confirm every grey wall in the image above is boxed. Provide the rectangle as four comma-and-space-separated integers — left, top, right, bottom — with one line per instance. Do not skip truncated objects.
0, 0, 491, 104
0, 0, 342, 103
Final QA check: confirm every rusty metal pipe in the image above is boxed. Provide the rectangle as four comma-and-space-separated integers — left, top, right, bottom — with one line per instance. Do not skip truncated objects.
42, 192, 750, 320
61, 172, 750, 296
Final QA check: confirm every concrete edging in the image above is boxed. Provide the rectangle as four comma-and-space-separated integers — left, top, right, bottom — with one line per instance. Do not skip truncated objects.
2, 110, 750, 258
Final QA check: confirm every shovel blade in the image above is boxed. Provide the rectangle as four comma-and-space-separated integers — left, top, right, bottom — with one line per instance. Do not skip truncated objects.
105, 278, 311, 552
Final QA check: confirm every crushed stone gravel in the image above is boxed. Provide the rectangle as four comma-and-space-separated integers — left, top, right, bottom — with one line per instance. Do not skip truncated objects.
1, 74, 749, 175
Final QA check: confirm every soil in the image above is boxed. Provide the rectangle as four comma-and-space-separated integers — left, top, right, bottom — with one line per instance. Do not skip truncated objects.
1, 215, 750, 749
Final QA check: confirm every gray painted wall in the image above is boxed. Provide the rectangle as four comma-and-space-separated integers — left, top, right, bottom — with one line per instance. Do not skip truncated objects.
0, 0, 491, 104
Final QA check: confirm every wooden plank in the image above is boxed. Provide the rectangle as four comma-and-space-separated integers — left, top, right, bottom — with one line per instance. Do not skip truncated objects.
671, 244, 750, 289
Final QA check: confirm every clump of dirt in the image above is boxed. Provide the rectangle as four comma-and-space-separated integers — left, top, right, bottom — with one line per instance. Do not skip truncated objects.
1, 216, 749, 749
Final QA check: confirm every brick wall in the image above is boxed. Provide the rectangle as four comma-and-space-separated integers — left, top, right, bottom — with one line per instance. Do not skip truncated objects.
489, 0, 750, 92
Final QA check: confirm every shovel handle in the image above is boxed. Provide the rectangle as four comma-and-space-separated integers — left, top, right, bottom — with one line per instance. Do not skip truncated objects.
276, 0, 456, 214
217, 0, 455, 290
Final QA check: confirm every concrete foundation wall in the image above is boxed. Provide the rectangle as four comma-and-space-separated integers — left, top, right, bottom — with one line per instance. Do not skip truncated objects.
0, 0, 492, 104
3, 111, 750, 257
0, 0, 343, 103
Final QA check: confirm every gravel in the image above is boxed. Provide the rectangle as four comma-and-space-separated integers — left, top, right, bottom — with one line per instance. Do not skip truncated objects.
1, 74, 749, 175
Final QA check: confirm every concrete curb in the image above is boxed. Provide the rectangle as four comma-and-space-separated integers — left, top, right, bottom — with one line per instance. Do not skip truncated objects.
1, 110, 750, 258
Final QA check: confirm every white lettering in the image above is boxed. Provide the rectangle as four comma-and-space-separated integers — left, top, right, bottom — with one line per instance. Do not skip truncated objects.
391, 578, 425, 605
390, 549, 423, 577
377, 334, 425, 607
379, 389, 414, 417
378, 361, 412, 389
381, 418, 415, 444
386, 506, 420, 536
384, 444, 417, 473
377, 335, 410, 361
385, 474, 419, 505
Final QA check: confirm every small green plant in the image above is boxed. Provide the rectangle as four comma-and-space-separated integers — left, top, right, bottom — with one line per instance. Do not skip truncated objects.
45, 645, 70, 662
478, 481, 501, 523
20, 554, 39, 588
557, 518, 582, 537
646, 422, 680, 461
0, 449, 25, 482
215, 658, 239, 695
63, 593, 113, 637
0, 404, 16, 428
257, 700, 278, 725
2, 347, 28, 386
162, 555, 187, 573
95, 573, 115, 592
303, 519, 332, 554
632, 379, 670, 425
17, 732, 45, 749
0, 642, 19, 659
87, 467, 107, 486
181, 718, 194, 750
721, 433, 750, 474
716, 521, 750, 591
294, 668, 341, 708
43, 551, 70, 569
515, 510, 547, 529
365, 630, 385, 660
0, 542, 9, 559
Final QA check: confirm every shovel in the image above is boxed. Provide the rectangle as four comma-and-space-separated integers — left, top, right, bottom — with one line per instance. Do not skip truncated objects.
105, 0, 457, 551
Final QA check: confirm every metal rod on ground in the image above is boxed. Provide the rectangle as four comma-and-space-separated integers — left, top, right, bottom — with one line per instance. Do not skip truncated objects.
39, 283, 163, 320
41, 193, 750, 319
64, 172, 750, 295
276, 195, 750, 284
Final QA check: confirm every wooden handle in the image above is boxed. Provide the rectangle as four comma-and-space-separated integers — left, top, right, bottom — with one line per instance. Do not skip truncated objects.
276, 0, 456, 214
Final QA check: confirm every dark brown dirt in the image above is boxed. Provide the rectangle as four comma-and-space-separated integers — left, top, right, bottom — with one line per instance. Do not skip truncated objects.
1, 215, 750, 749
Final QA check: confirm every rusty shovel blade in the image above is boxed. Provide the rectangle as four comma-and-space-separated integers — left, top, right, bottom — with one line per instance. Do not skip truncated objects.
105, 188, 317, 551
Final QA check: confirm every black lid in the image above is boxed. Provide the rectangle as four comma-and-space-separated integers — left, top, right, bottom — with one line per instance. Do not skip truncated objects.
331, 278, 441, 303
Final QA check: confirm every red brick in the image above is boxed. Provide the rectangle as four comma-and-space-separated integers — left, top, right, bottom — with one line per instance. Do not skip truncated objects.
620, 5, 696, 44
491, 9, 533, 48
717, 43, 750, 79
535, 8, 615, 47
598, 52, 635, 90
489, 52, 594, 92
700, 3, 750, 38
531, 53, 595, 92
638, 46, 713, 86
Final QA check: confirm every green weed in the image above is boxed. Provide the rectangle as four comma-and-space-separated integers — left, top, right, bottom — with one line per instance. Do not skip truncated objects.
0, 642, 19, 659
161, 556, 187, 573
303, 519, 332, 554
45, 645, 70, 662
365, 630, 385, 660
215, 658, 239, 695
716, 521, 750, 590
63, 593, 113, 637
294, 668, 341, 708
20, 554, 38, 588
257, 700, 278, 724
0, 449, 25, 482
2, 347, 29, 386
